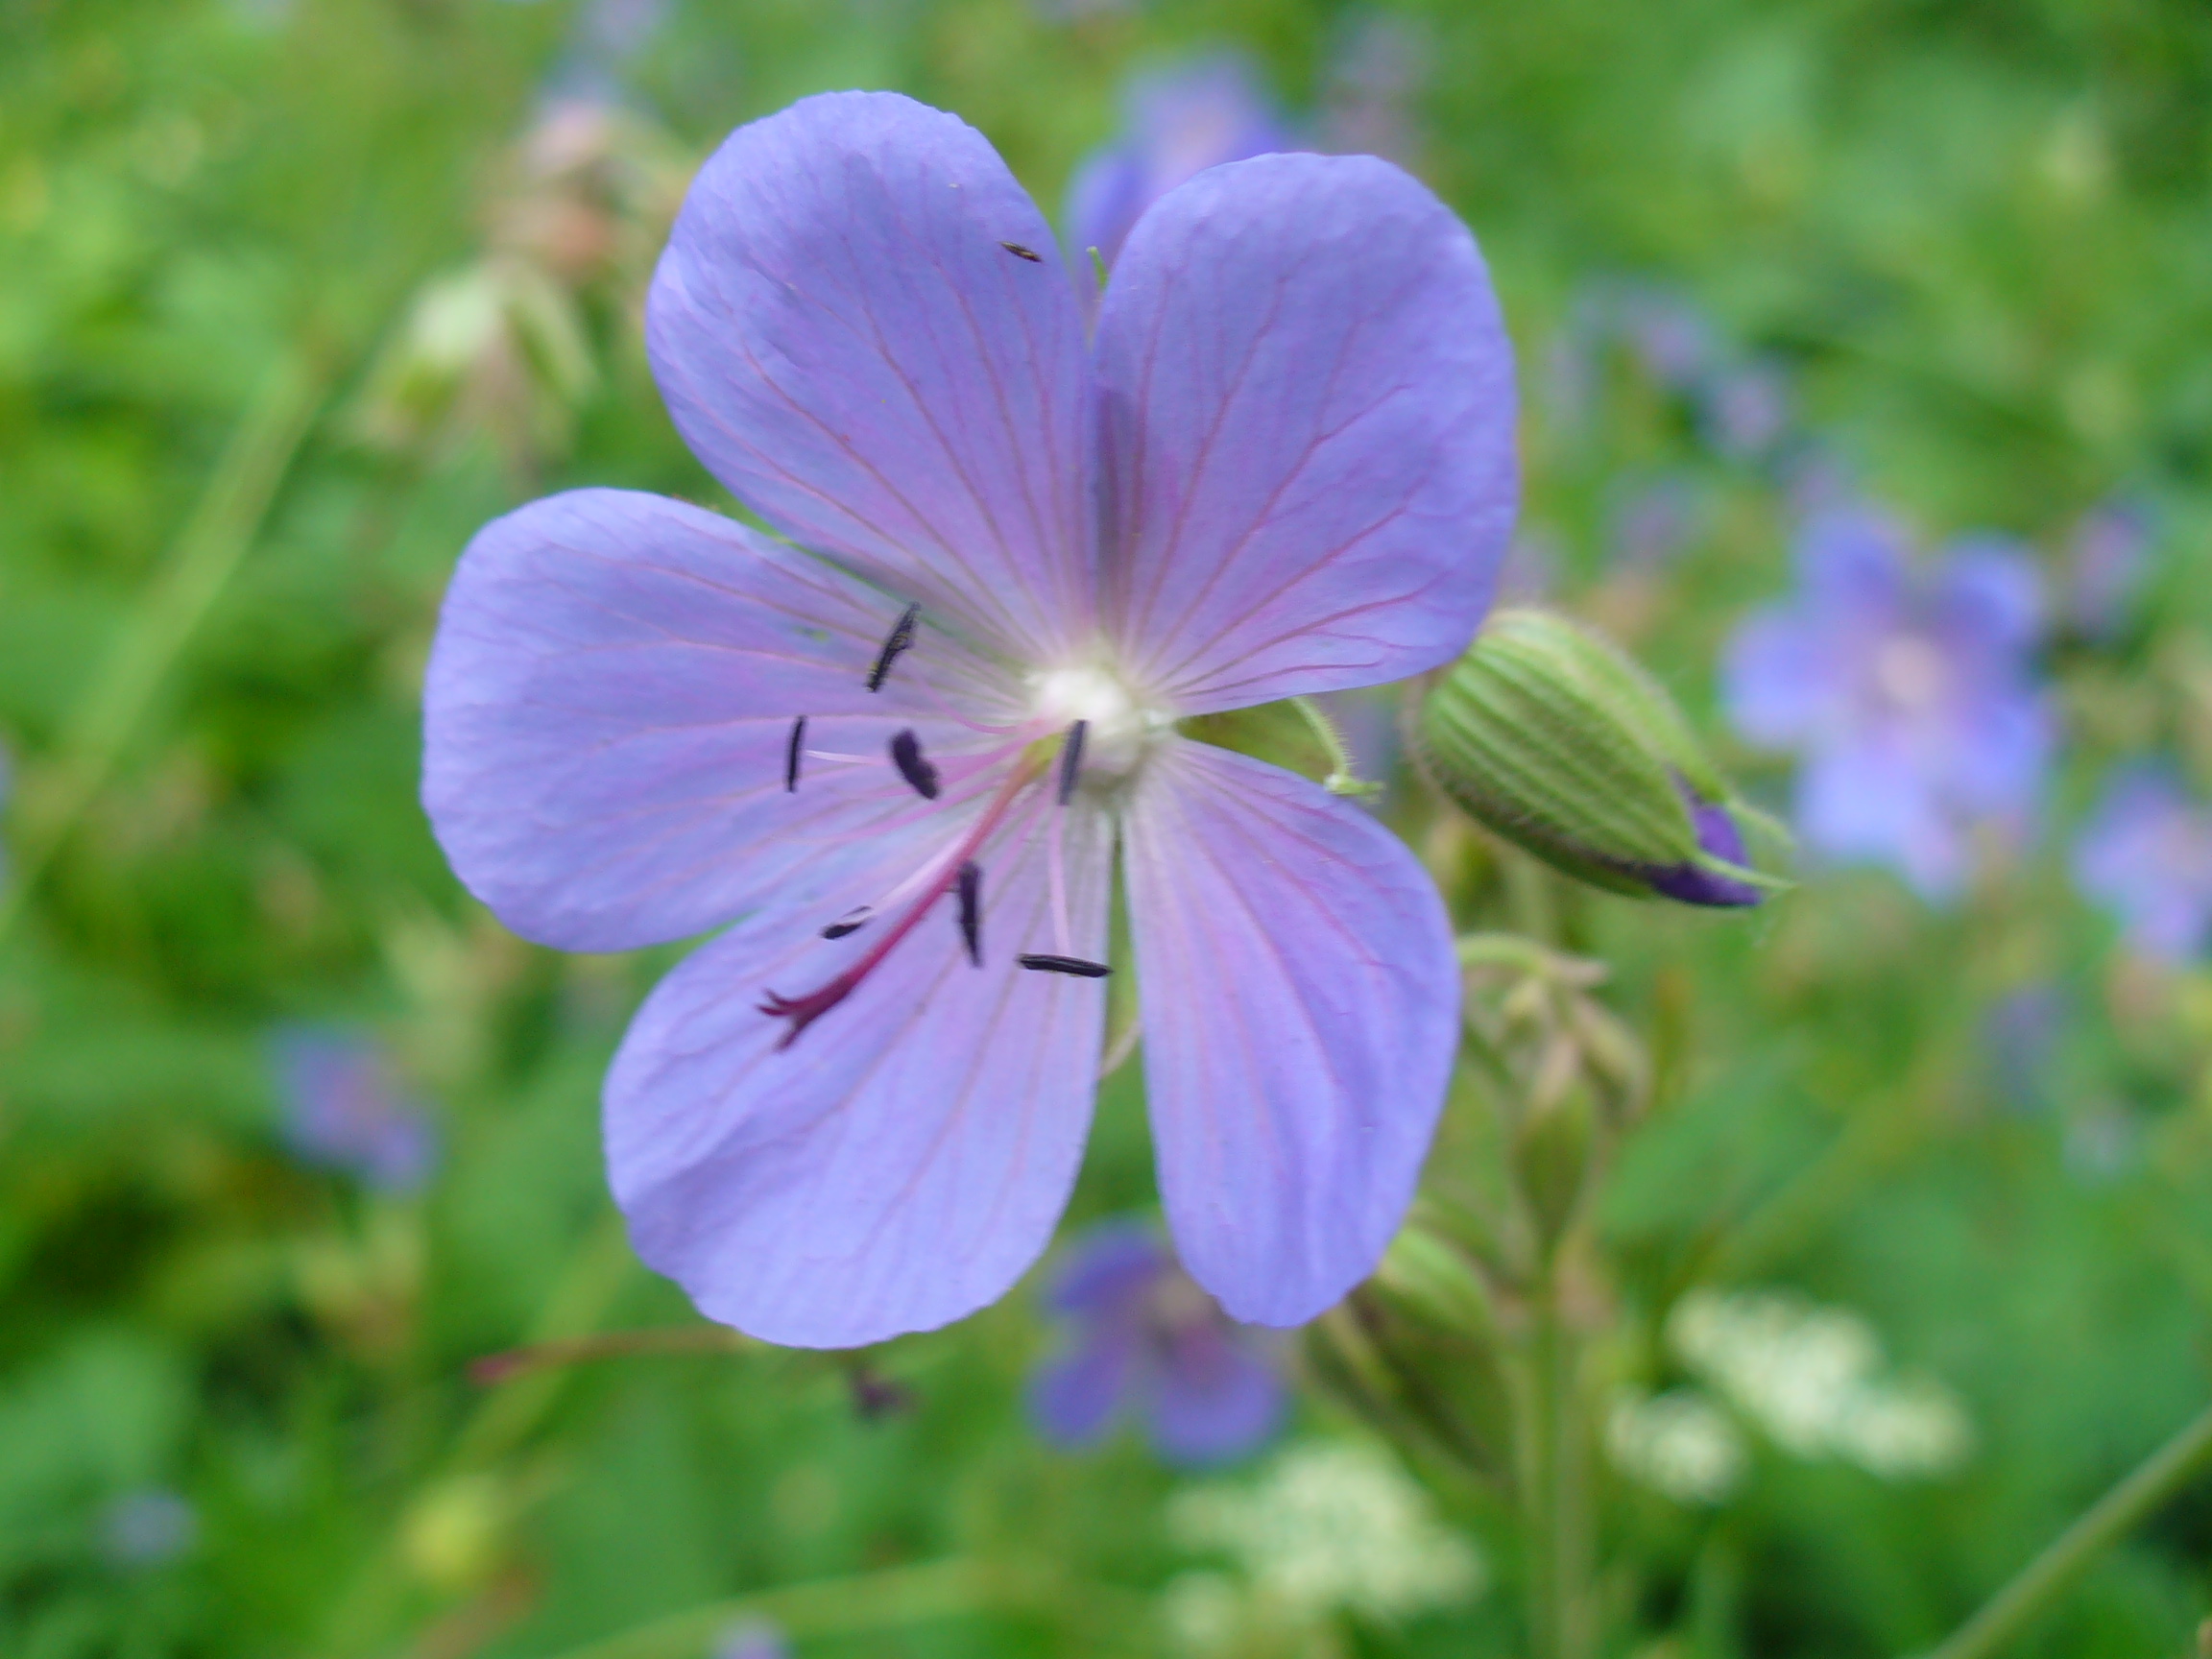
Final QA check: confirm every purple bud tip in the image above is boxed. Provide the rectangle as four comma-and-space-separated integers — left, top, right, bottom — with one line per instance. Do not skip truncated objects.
1647, 797, 1764, 907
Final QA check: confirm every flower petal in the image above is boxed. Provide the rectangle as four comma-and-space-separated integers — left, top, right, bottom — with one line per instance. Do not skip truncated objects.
1122, 740, 1458, 1325
1093, 152, 1515, 712
606, 804, 1115, 1347
1145, 1329, 1286, 1468
422, 488, 1005, 953
646, 91, 1094, 661
1029, 1333, 1140, 1449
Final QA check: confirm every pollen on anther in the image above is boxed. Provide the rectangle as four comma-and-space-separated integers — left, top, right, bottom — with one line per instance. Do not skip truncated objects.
867, 604, 920, 693
785, 716, 806, 792
1057, 720, 1088, 806
1018, 953, 1111, 978
890, 729, 941, 800
955, 862, 982, 966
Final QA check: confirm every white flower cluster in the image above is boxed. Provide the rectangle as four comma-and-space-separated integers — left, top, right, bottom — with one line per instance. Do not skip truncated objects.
1606, 1388, 1746, 1504
1668, 1288, 1974, 1479
1164, 1439, 1484, 1648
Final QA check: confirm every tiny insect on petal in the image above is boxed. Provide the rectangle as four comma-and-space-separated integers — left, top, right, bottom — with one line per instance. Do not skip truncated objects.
998, 241, 1045, 262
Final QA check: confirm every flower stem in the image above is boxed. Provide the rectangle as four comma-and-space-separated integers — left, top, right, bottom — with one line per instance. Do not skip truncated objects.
1289, 694, 1380, 798
1920, 1397, 2212, 1659
0, 350, 324, 945
1515, 1231, 1595, 1659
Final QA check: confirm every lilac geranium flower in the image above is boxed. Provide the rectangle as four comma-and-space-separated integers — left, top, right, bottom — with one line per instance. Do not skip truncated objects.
1030, 1220, 1286, 1467
1723, 507, 2052, 898
421, 93, 1515, 1348
1063, 56, 1288, 282
271, 1027, 438, 1192
2074, 767, 2212, 962
2062, 497, 2155, 642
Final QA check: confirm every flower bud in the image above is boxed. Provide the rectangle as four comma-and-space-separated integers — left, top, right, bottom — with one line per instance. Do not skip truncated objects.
1415, 609, 1777, 906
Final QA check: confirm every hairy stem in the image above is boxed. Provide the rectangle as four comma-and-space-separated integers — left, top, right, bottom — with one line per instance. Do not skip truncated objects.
1921, 1397, 2212, 1659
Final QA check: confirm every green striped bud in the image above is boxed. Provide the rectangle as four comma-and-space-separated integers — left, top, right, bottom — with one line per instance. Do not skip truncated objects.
1415, 609, 1781, 907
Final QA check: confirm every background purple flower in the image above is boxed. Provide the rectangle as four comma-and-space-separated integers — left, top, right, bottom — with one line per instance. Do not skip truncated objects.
1029, 1220, 1286, 1468
271, 1028, 438, 1192
422, 92, 1515, 1347
1723, 507, 2053, 898
1062, 55, 1288, 282
2062, 497, 2155, 641
2073, 766, 2212, 962
710, 1618, 791, 1659
1318, 13, 1428, 165
100, 1488, 198, 1568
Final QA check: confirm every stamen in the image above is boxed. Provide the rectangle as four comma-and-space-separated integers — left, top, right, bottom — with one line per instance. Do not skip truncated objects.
760, 755, 1046, 1048
785, 716, 806, 792
822, 906, 873, 940
890, 730, 940, 800
866, 603, 920, 692
1018, 954, 1111, 978
955, 861, 982, 966
1056, 720, 1087, 806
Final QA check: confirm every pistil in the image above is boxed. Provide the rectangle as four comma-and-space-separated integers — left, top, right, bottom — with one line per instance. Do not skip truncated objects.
759, 754, 1047, 1047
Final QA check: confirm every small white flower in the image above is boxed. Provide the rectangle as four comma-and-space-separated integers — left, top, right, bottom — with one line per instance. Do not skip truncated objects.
1607, 1388, 1746, 1504
1169, 1439, 1485, 1623
1668, 1288, 1973, 1479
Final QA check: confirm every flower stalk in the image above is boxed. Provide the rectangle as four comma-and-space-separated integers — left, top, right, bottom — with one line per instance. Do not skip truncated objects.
1919, 1397, 2212, 1659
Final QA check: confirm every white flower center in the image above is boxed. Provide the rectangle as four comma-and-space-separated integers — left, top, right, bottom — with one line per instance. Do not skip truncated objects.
1029, 663, 1171, 786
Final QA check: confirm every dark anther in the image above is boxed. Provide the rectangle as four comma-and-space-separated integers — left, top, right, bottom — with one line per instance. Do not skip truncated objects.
1057, 719, 1088, 806
998, 241, 1044, 262
866, 603, 920, 692
785, 715, 806, 792
1018, 953, 1111, 978
955, 861, 982, 966
890, 729, 940, 800
822, 906, 873, 940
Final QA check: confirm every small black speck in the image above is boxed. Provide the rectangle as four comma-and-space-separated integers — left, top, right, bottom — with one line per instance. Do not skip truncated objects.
998, 241, 1044, 263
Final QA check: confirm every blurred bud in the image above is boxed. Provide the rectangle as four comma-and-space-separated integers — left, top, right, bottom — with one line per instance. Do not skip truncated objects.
399, 1474, 508, 1592
1372, 1222, 1498, 1344
1416, 609, 1778, 907
351, 256, 596, 471
1513, 1074, 1597, 1251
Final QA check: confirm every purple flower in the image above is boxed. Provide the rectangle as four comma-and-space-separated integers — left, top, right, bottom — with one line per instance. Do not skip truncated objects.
421, 93, 1516, 1348
1063, 56, 1289, 281
2063, 497, 2155, 641
2074, 767, 2212, 962
1318, 14, 1428, 165
1723, 507, 2052, 898
100, 1489, 198, 1568
272, 1028, 438, 1192
1701, 360, 1793, 460
1029, 1220, 1286, 1467
1608, 472, 1704, 569
710, 1620, 791, 1659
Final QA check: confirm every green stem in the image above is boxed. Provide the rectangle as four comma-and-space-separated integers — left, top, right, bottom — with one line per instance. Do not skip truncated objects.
1288, 694, 1379, 798
1920, 1398, 2212, 1659
1518, 1245, 1594, 1659
0, 351, 324, 944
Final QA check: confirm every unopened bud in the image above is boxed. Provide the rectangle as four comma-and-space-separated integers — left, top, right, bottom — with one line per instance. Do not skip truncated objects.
1374, 1223, 1499, 1344
1415, 609, 1779, 907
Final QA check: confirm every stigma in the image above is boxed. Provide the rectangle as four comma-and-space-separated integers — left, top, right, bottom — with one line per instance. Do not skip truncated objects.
1027, 663, 1169, 792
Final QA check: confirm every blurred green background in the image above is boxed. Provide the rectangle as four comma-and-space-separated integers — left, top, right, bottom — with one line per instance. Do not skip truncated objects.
5, 0, 2212, 1655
